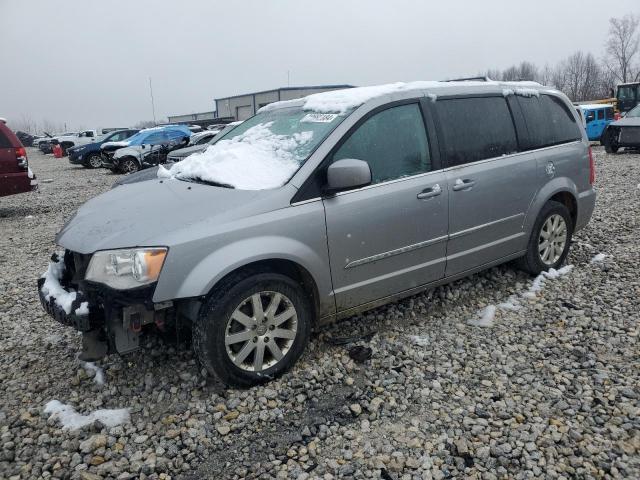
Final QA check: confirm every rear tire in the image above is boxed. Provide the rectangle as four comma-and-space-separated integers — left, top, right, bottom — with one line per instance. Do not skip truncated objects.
193, 272, 312, 387
516, 201, 573, 275
85, 153, 103, 169
603, 129, 619, 153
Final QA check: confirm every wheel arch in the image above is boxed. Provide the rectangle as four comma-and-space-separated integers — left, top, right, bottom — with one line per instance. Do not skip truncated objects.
205, 258, 321, 327
525, 179, 579, 234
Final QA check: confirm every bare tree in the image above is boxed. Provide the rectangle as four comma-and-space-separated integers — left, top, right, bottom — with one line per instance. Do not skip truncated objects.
134, 120, 156, 129
11, 114, 38, 133
552, 51, 605, 102
605, 13, 640, 83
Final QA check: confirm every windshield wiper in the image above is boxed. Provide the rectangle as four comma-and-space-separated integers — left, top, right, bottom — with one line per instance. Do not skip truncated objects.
178, 176, 234, 189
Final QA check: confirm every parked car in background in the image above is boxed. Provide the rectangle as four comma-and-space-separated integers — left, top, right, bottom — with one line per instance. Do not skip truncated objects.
101, 125, 192, 173
15, 131, 35, 147
31, 135, 50, 148
68, 129, 139, 168
166, 121, 241, 163
37, 81, 595, 386
39, 132, 77, 154
188, 130, 219, 146
0, 118, 37, 197
51, 130, 98, 155
602, 104, 640, 153
577, 104, 615, 141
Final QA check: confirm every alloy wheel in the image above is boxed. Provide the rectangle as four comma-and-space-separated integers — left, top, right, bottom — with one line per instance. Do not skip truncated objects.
121, 159, 139, 173
88, 154, 102, 168
538, 214, 567, 265
225, 291, 298, 372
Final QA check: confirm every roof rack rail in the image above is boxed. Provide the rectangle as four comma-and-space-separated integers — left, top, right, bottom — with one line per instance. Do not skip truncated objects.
444, 76, 492, 82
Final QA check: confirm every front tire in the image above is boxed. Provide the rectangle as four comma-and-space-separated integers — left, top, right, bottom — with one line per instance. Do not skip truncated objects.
516, 200, 573, 275
119, 157, 140, 174
603, 129, 619, 153
194, 273, 312, 387
85, 153, 103, 169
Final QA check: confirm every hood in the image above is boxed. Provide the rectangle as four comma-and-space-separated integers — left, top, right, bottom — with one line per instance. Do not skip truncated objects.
611, 116, 640, 127
101, 141, 130, 150
113, 146, 142, 159
55, 179, 287, 254
168, 144, 208, 159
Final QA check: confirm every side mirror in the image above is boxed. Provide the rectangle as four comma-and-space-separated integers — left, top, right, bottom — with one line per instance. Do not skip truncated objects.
326, 158, 372, 193
141, 144, 146, 149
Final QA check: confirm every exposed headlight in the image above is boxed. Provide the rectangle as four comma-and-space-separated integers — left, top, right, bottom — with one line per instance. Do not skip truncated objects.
85, 248, 167, 290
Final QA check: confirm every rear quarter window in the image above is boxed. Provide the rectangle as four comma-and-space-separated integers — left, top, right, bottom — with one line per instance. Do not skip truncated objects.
435, 96, 518, 167
517, 95, 581, 149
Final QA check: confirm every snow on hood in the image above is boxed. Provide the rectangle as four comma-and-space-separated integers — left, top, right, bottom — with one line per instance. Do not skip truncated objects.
158, 122, 313, 190
101, 140, 130, 149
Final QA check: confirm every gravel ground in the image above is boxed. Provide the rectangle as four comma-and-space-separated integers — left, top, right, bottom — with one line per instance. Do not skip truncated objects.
0, 148, 638, 480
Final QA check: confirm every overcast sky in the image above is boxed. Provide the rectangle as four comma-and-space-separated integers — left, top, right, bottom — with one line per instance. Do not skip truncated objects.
1, 0, 638, 131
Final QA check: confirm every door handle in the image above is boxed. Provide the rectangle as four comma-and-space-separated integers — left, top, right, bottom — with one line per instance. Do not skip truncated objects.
452, 178, 475, 191
417, 183, 442, 199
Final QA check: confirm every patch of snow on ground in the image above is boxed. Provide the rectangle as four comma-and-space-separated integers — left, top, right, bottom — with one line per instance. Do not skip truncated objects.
40, 254, 78, 314
590, 253, 607, 263
523, 265, 573, 299
410, 335, 430, 347
25, 215, 34, 219
498, 295, 522, 311
81, 361, 105, 385
159, 123, 312, 190
467, 305, 497, 328
44, 400, 129, 430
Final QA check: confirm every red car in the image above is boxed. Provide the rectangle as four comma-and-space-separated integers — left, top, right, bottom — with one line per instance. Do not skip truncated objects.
0, 118, 37, 197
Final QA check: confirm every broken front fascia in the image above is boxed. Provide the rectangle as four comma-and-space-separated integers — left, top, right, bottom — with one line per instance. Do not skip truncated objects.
37, 251, 173, 359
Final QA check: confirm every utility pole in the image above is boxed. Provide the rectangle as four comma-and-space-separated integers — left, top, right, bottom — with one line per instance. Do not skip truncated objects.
149, 77, 157, 125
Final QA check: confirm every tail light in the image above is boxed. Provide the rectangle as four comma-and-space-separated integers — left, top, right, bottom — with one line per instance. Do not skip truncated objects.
588, 146, 595, 185
16, 146, 28, 170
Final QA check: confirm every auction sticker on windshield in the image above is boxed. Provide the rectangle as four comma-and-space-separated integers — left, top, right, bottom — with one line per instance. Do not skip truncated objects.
301, 113, 339, 123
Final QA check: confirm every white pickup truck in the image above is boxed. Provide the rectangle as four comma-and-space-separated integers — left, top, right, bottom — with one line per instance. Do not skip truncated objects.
53, 130, 98, 154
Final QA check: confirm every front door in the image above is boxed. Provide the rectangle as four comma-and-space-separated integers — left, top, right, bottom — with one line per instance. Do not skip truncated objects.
323, 102, 449, 311
433, 95, 538, 276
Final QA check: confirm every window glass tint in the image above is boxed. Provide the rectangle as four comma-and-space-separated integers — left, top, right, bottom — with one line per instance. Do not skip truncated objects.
541, 95, 581, 145
332, 103, 430, 184
605, 107, 614, 120
518, 95, 581, 149
0, 130, 11, 148
144, 132, 167, 145
435, 97, 517, 166
597, 110, 604, 120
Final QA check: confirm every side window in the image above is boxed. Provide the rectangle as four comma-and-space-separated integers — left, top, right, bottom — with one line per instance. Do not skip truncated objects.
435, 96, 518, 166
144, 132, 167, 145
85, 131, 94, 138
605, 108, 614, 120
596, 110, 605, 120
0, 130, 11, 148
540, 95, 581, 145
332, 103, 431, 184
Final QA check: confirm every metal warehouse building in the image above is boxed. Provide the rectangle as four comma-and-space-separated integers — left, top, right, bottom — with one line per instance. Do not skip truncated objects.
215, 85, 354, 121
166, 111, 218, 128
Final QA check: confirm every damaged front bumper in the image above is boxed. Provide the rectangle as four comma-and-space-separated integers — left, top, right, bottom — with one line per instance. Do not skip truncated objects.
37, 251, 174, 360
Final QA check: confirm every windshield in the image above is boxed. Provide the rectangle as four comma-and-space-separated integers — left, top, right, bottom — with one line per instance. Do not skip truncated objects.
159, 107, 348, 190
626, 105, 640, 118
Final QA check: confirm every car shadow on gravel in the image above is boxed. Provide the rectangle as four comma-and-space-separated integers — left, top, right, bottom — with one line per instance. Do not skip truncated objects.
183, 383, 359, 479
0, 205, 48, 218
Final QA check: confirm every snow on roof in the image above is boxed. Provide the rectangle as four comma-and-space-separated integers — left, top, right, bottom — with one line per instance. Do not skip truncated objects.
259, 80, 545, 115
577, 104, 614, 110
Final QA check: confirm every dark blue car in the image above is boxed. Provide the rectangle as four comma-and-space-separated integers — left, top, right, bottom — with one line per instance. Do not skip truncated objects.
68, 129, 139, 168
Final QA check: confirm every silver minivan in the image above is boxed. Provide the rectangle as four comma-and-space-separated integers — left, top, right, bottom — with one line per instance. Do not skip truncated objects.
38, 81, 596, 386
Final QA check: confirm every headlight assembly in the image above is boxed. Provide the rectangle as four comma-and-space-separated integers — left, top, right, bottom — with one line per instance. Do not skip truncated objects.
85, 248, 167, 290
